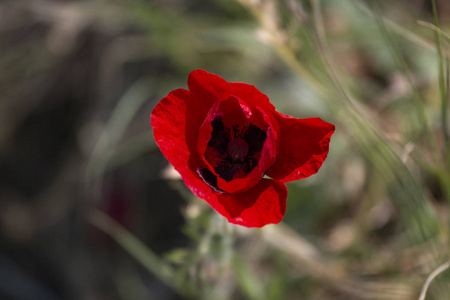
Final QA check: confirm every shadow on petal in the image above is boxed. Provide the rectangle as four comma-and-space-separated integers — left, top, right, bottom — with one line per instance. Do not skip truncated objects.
217, 179, 287, 228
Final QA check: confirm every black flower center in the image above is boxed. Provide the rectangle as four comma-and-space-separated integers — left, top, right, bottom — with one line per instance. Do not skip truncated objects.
227, 138, 249, 161
203, 116, 267, 183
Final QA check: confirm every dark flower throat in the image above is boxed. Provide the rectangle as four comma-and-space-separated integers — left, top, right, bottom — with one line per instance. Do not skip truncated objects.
198, 116, 267, 192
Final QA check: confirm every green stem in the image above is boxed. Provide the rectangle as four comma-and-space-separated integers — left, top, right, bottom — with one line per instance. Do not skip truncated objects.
431, 0, 450, 173
371, 0, 438, 154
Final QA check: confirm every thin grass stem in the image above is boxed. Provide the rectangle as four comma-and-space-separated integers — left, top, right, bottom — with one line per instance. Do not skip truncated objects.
431, 0, 450, 173
418, 261, 450, 300
371, 1, 437, 153
355, 1, 450, 58
87, 210, 193, 297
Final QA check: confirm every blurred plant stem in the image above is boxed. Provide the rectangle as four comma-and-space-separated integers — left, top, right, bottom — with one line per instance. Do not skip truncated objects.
355, 1, 450, 57
237, 0, 446, 259
260, 223, 413, 300
431, 0, 450, 174
232, 255, 267, 300
371, 0, 437, 152
88, 210, 194, 298
88, 206, 415, 300
419, 260, 450, 300
86, 78, 155, 181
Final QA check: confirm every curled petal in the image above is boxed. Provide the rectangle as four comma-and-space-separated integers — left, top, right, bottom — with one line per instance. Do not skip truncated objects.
188, 70, 276, 114
151, 89, 215, 201
187, 70, 227, 105
266, 113, 335, 182
217, 179, 287, 228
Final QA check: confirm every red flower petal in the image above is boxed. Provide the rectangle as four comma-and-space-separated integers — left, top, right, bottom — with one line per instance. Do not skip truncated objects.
216, 178, 287, 227
151, 88, 216, 200
187, 70, 227, 105
188, 70, 276, 114
266, 113, 335, 182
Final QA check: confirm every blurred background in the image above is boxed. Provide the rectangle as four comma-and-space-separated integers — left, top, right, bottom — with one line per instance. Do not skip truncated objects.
1, 0, 450, 299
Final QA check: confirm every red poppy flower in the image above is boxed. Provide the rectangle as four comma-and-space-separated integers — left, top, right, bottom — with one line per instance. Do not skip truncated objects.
151, 70, 335, 228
